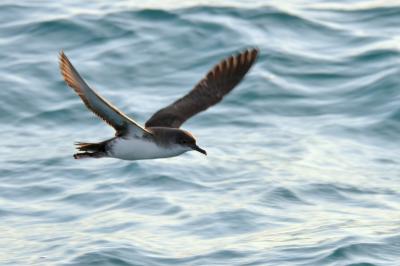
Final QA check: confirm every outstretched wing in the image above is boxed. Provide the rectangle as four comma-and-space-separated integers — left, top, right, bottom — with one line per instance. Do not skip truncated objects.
145, 48, 259, 128
59, 51, 151, 137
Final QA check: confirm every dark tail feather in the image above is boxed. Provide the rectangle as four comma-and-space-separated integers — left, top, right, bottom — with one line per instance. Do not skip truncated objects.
73, 152, 104, 159
75, 142, 106, 152
74, 141, 107, 159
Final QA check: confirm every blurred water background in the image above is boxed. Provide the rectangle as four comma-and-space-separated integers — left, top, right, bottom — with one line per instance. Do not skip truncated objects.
0, 0, 399, 265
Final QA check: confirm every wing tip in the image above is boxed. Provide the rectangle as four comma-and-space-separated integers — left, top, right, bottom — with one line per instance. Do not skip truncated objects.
59, 49, 69, 79
248, 47, 259, 60
240, 47, 259, 63
58, 50, 80, 90
59, 49, 68, 68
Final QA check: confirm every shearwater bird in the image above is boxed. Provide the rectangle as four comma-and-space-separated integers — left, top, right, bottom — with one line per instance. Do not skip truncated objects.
59, 48, 258, 160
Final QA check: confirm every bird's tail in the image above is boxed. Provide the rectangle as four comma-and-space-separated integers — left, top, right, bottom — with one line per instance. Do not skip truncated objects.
74, 141, 107, 159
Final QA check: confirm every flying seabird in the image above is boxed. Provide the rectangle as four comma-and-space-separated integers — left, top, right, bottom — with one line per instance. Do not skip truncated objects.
59, 48, 258, 160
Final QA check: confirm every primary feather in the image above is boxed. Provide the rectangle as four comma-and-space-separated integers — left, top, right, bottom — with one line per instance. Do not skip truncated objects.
145, 48, 259, 128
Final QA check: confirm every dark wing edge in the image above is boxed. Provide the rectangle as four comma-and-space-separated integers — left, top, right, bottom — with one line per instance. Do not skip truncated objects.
145, 48, 259, 128
59, 51, 151, 137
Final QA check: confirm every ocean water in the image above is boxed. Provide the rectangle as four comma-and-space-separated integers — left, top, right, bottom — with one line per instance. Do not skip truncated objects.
1, 0, 399, 265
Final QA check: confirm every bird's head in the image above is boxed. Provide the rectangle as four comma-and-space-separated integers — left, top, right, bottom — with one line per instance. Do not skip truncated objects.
175, 130, 207, 155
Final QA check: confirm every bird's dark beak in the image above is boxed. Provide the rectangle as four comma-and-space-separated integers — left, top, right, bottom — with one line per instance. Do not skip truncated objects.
192, 144, 207, 156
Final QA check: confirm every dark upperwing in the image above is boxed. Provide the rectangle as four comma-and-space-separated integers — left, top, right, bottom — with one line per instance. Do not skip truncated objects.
145, 48, 259, 128
59, 51, 151, 137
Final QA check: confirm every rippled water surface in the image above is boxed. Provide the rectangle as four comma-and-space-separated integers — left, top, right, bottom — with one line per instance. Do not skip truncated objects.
1, 1, 400, 265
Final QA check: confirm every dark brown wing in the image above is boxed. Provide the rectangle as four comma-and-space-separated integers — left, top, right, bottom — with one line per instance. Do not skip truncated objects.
145, 48, 259, 128
59, 51, 151, 137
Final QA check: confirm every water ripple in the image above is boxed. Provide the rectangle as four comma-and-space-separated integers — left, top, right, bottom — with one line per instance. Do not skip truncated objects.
1, 1, 399, 265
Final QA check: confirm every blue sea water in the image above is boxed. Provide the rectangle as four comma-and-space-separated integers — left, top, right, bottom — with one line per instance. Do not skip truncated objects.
1, 0, 399, 265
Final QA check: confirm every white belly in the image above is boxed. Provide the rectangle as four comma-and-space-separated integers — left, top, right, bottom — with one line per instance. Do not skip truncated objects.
108, 137, 188, 160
